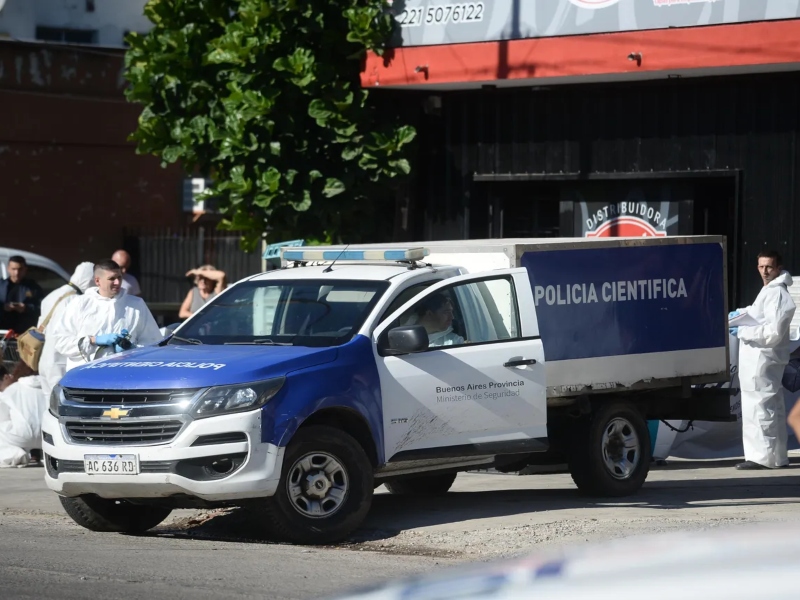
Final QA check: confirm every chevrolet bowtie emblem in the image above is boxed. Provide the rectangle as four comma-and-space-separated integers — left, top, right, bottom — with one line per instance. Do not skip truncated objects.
102, 407, 130, 419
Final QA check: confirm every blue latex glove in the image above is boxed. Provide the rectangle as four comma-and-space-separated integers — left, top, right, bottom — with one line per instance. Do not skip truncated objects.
729, 327, 739, 337
729, 310, 740, 319
95, 332, 121, 346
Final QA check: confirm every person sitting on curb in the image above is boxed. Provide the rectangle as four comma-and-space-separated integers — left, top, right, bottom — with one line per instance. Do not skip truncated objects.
0, 361, 44, 468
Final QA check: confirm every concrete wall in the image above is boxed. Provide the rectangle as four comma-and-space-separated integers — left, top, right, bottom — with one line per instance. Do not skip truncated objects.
0, 0, 34, 40
0, 0, 150, 47
0, 40, 185, 272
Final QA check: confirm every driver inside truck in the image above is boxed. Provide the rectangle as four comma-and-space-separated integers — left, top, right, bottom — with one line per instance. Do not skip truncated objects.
415, 293, 465, 348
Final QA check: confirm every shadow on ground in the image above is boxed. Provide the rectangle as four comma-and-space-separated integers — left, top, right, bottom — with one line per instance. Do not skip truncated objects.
150, 458, 800, 550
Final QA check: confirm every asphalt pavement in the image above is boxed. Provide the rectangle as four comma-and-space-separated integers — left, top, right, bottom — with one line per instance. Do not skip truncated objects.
1, 457, 800, 599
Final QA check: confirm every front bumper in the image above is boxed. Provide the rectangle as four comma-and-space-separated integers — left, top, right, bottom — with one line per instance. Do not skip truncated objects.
42, 408, 284, 502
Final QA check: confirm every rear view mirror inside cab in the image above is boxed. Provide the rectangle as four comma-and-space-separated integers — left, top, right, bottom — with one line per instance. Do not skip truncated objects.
380, 325, 429, 356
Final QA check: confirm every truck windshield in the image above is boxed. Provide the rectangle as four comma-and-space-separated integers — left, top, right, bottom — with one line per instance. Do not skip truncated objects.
170, 279, 389, 347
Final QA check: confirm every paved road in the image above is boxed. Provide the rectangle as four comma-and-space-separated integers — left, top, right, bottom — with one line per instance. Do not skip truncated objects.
2, 457, 800, 599
0, 515, 447, 600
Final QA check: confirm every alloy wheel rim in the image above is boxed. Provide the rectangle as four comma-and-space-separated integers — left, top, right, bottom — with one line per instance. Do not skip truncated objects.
601, 417, 641, 480
286, 452, 349, 518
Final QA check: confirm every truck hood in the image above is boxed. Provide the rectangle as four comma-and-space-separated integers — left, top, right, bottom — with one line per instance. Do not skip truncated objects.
59, 344, 338, 390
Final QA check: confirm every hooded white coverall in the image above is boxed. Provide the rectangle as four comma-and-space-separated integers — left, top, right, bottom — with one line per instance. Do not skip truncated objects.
0, 376, 47, 467
37, 262, 96, 397
735, 270, 797, 468
48, 288, 163, 372
38, 262, 96, 328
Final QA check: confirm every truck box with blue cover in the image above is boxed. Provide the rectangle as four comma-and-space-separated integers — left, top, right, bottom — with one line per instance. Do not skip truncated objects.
422, 236, 729, 398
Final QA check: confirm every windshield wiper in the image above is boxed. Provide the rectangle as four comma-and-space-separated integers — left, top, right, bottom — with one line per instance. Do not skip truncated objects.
224, 339, 292, 346
171, 336, 203, 345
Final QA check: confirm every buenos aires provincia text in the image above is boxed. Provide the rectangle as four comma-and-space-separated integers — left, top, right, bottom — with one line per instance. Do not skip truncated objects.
436, 381, 525, 403
534, 278, 688, 307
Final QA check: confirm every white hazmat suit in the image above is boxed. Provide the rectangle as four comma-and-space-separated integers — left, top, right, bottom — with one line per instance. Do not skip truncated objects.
37, 262, 96, 397
48, 288, 163, 371
38, 262, 96, 328
0, 376, 47, 467
734, 270, 796, 468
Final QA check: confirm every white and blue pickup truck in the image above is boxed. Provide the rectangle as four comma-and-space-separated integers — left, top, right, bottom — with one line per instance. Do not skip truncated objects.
42, 236, 733, 544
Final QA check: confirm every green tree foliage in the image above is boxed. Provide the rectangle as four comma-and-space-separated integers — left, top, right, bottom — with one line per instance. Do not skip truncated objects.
124, 0, 415, 249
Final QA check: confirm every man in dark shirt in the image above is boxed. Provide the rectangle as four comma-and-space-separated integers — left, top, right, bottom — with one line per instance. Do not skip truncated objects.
0, 256, 44, 333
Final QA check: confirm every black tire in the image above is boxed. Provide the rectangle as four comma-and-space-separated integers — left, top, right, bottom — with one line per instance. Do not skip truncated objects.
252, 425, 373, 545
568, 401, 651, 497
59, 496, 172, 533
384, 472, 457, 495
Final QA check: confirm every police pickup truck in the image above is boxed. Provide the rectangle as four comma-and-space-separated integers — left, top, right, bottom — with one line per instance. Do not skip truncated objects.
43, 236, 732, 544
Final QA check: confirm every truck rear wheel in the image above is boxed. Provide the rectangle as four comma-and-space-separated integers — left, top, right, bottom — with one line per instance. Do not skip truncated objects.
253, 425, 373, 545
384, 473, 457, 495
59, 496, 172, 533
568, 402, 651, 497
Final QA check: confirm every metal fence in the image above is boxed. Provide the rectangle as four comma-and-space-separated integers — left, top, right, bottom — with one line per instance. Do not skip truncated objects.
123, 227, 263, 306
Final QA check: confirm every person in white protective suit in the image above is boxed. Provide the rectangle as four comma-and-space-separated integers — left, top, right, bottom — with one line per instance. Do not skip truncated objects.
729, 250, 796, 469
0, 362, 45, 468
37, 262, 96, 397
47, 259, 163, 371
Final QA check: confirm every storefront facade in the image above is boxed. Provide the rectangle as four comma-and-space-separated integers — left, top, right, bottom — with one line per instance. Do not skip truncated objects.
364, 1, 800, 307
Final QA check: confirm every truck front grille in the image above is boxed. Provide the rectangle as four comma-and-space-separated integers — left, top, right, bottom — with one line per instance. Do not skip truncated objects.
64, 420, 183, 445
63, 389, 198, 406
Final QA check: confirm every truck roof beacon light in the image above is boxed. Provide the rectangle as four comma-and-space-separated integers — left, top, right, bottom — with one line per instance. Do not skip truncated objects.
281, 247, 429, 263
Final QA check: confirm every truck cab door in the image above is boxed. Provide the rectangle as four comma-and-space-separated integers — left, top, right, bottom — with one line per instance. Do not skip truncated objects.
372, 268, 547, 463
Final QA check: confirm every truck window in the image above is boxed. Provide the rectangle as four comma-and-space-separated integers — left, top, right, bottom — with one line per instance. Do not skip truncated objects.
390, 276, 520, 349
377, 281, 439, 324
171, 279, 388, 347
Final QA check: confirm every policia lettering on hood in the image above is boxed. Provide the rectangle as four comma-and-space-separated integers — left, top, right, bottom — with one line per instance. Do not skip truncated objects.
534, 278, 688, 307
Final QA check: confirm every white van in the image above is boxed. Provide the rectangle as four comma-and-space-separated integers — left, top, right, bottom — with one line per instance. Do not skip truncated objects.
0, 248, 70, 368
0, 247, 70, 298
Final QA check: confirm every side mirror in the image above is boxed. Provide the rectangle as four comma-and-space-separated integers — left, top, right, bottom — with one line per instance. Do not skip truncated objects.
382, 325, 429, 356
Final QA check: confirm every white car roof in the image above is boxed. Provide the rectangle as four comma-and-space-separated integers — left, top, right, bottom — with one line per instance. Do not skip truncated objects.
333, 522, 800, 600
0, 247, 70, 281
248, 263, 445, 283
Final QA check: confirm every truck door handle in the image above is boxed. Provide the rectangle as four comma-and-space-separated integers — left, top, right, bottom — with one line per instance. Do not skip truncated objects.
504, 358, 537, 367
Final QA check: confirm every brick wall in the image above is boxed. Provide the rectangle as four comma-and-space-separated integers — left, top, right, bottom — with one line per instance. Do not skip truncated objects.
0, 40, 187, 270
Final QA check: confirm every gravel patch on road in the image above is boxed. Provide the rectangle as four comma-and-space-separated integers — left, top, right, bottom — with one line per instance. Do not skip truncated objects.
350, 516, 755, 559
155, 508, 759, 560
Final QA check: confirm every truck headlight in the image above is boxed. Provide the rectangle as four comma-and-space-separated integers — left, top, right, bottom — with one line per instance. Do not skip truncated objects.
191, 378, 285, 419
49, 384, 64, 416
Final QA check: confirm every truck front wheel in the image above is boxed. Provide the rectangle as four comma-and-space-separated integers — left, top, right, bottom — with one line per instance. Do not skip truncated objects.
384, 473, 457, 495
568, 402, 651, 497
253, 425, 373, 545
59, 496, 172, 533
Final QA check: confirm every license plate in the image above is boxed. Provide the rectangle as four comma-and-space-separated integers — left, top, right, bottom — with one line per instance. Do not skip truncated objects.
84, 454, 139, 475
